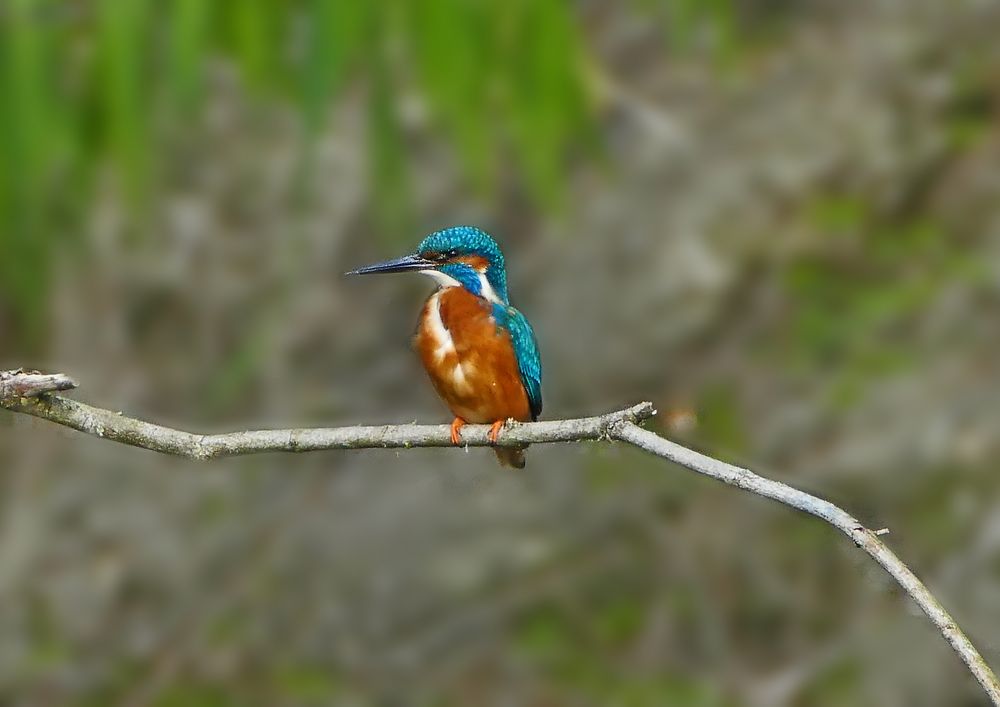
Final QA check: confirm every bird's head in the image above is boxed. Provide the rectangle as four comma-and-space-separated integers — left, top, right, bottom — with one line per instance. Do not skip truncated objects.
346, 226, 509, 303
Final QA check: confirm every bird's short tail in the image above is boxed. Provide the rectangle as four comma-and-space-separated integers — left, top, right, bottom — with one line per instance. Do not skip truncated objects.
494, 445, 527, 469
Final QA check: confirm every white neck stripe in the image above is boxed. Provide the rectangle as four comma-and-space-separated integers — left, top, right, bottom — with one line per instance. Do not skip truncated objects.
477, 272, 503, 304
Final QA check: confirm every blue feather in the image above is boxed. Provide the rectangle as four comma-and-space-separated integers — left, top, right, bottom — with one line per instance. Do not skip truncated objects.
438, 262, 483, 297
493, 303, 543, 420
418, 226, 509, 303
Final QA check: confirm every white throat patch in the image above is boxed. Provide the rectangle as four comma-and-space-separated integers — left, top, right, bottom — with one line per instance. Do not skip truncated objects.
422, 269, 462, 289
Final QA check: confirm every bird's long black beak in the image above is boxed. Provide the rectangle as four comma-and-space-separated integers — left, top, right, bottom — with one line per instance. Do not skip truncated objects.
345, 253, 434, 276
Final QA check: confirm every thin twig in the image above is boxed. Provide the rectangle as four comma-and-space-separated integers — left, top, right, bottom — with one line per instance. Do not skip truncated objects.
3, 390, 654, 460
612, 423, 1000, 704
0, 368, 77, 401
2, 368, 998, 704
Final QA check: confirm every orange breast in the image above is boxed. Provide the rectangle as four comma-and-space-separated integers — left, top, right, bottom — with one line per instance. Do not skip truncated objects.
414, 287, 532, 425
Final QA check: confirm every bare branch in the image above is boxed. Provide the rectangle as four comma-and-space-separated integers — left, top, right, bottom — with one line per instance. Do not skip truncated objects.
2, 368, 998, 704
614, 423, 1000, 704
0, 370, 653, 460
0, 368, 77, 402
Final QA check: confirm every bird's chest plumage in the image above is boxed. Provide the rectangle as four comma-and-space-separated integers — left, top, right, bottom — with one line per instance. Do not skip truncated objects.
414, 288, 531, 424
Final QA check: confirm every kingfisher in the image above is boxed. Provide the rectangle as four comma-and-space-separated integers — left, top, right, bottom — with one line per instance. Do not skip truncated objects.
347, 226, 542, 468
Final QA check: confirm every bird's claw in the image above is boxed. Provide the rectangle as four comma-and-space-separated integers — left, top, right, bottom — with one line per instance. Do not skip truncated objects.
487, 419, 507, 444
450, 417, 466, 445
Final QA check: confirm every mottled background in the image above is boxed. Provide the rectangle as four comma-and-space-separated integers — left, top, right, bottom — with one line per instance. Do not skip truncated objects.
2, 1, 1000, 705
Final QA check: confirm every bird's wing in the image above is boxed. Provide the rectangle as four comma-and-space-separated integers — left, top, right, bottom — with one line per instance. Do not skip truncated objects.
495, 304, 542, 420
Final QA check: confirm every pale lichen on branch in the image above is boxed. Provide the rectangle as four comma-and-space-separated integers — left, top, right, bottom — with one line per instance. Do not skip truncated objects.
1, 368, 998, 705
0, 368, 77, 402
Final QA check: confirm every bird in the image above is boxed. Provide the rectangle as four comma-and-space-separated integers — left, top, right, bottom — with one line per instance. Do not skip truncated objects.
347, 226, 542, 468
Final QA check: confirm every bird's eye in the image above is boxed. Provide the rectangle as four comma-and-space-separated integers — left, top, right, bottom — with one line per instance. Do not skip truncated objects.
423, 249, 458, 262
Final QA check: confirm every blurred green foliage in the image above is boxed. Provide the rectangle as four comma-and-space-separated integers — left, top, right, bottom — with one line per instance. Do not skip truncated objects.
781, 198, 986, 409
266, 663, 343, 702
0, 0, 600, 344
0, 0, 755, 345
151, 683, 237, 707
515, 599, 731, 706
24, 595, 72, 678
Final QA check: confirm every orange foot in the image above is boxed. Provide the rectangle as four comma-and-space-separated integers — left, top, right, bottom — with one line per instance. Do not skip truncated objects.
450, 417, 467, 445
487, 419, 506, 444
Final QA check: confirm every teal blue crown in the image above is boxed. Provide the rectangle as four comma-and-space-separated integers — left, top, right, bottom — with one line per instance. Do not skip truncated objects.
417, 226, 509, 303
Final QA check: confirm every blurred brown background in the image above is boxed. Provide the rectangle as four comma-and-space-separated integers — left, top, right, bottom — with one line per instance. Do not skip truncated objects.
2, 1, 1000, 705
